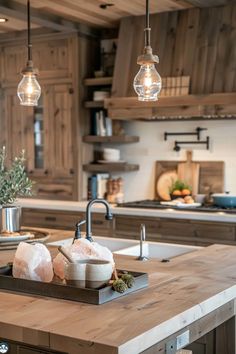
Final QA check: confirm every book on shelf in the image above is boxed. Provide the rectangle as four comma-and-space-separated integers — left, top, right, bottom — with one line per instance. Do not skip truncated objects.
87, 173, 109, 200
91, 110, 112, 136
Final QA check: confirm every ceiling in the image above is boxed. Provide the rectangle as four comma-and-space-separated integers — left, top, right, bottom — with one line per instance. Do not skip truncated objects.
0, 0, 231, 31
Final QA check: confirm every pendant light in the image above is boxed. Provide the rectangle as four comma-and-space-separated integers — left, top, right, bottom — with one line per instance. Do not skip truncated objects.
17, 0, 41, 106
133, 0, 162, 101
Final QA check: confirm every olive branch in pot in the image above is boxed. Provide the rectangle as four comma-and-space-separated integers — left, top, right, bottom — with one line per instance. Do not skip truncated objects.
0, 147, 34, 206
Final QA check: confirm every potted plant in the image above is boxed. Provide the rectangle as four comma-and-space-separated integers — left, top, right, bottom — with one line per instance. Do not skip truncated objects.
0, 147, 34, 233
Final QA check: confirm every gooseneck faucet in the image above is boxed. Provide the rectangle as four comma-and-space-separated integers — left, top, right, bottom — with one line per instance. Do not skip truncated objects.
137, 224, 149, 261
85, 199, 113, 242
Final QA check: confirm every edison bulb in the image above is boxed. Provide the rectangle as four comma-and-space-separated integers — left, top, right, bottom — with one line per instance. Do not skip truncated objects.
133, 64, 162, 101
17, 73, 41, 106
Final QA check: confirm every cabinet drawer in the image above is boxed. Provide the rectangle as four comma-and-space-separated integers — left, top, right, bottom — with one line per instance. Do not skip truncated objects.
115, 215, 159, 240
91, 213, 114, 237
22, 209, 84, 230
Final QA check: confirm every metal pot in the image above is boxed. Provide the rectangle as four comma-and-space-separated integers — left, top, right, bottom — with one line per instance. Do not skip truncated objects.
212, 194, 236, 208
0, 206, 21, 232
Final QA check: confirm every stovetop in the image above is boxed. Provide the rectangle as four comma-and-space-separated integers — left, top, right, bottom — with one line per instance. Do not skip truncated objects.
117, 200, 236, 214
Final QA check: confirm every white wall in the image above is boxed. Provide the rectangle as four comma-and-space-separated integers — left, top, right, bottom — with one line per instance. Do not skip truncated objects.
111, 120, 236, 202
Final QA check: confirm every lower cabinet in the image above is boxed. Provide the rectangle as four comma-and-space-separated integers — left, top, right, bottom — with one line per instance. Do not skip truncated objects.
0, 339, 66, 354
114, 215, 236, 246
22, 208, 236, 246
22, 208, 114, 237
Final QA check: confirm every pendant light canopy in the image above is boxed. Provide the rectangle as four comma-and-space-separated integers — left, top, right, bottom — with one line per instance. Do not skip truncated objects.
133, 0, 162, 101
17, 0, 41, 106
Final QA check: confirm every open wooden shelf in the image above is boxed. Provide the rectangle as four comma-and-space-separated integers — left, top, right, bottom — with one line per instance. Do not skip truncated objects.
84, 101, 104, 108
84, 77, 113, 86
83, 135, 140, 143
83, 163, 139, 173
104, 93, 236, 120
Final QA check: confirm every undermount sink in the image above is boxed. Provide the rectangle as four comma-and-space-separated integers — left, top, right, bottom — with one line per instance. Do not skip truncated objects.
48, 236, 201, 259
115, 242, 201, 259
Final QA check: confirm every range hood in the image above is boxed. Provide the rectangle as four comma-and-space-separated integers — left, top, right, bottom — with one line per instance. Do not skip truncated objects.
107, 6, 236, 121
105, 93, 236, 121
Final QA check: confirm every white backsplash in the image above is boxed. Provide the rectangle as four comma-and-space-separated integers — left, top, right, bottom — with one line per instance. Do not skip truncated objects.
110, 120, 236, 202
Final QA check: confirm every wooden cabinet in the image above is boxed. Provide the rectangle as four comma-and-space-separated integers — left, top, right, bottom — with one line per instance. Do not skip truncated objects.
0, 339, 66, 354
114, 215, 236, 246
22, 208, 113, 237
0, 34, 79, 200
0, 37, 74, 86
22, 208, 236, 246
22, 208, 84, 230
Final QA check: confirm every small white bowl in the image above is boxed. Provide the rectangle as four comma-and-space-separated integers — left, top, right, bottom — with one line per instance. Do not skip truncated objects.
64, 260, 88, 288
85, 259, 113, 289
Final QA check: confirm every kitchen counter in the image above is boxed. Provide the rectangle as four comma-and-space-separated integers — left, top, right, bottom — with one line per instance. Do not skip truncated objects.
18, 198, 236, 223
0, 228, 236, 353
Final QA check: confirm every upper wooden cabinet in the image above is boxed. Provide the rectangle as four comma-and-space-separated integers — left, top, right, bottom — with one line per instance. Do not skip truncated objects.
2, 83, 77, 200
0, 37, 74, 86
0, 33, 79, 200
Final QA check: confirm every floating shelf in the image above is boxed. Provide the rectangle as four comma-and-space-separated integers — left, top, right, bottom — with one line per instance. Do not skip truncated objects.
84, 101, 104, 108
83, 163, 139, 173
83, 135, 140, 144
84, 77, 113, 86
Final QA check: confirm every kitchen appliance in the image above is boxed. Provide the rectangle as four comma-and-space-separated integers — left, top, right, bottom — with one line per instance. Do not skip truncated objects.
212, 194, 236, 208
117, 199, 236, 214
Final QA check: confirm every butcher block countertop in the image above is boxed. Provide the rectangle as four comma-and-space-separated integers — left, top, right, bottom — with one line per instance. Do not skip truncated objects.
18, 198, 236, 223
0, 229, 236, 354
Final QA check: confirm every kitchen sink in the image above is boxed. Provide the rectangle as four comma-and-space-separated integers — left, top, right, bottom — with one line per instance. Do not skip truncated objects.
48, 236, 201, 259
114, 241, 201, 259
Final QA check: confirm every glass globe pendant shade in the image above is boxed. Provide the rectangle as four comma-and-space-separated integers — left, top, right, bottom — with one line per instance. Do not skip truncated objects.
133, 63, 162, 101
17, 70, 41, 106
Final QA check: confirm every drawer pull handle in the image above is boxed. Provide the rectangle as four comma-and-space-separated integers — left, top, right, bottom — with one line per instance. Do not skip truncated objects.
45, 216, 57, 222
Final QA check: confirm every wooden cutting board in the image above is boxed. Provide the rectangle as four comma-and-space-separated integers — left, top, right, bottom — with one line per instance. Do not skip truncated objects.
177, 151, 200, 196
155, 159, 224, 199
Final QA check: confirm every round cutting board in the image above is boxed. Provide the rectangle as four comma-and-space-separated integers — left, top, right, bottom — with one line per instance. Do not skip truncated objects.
156, 170, 178, 201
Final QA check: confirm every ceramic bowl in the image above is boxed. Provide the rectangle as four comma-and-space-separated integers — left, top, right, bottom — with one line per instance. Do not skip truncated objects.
64, 260, 88, 288
64, 259, 113, 289
103, 148, 120, 161
85, 259, 113, 289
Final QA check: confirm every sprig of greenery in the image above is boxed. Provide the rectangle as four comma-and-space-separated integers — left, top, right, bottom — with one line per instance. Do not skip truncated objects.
0, 147, 34, 206
169, 179, 191, 193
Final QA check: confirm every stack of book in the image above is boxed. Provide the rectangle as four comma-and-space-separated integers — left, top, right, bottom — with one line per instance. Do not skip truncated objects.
87, 173, 109, 200
91, 110, 112, 136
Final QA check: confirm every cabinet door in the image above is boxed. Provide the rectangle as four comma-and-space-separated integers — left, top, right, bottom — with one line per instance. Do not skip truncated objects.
46, 84, 75, 179
4, 88, 34, 171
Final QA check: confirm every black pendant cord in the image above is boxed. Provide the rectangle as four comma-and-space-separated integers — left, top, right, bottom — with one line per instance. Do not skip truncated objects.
145, 0, 151, 47
27, 0, 32, 62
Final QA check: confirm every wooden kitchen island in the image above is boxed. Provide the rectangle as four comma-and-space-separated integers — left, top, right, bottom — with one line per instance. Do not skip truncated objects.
0, 229, 236, 354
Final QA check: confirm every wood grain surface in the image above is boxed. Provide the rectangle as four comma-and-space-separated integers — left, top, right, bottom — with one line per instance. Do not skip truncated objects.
177, 151, 200, 196
0, 229, 236, 354
155, 159, 224, 198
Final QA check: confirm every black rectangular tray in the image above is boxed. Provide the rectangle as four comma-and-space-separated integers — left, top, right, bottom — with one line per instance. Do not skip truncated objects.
0, 270, 148, 305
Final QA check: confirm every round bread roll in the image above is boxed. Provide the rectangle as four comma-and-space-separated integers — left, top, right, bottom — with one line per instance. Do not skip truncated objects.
184, 196, 194, 204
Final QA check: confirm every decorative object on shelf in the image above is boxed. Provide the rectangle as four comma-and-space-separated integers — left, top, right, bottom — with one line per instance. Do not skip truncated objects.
133, 0, 161, 101
0, 147, 34, 233
164, 127, 207, 141
174, 136, 210, 152
17, 0, 41, 106
107, 177, 124, 204
100, 38, 117, 77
